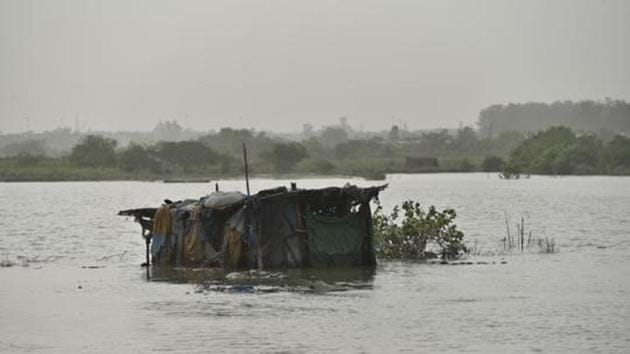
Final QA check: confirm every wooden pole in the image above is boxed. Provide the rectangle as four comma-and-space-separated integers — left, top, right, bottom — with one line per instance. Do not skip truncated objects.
243, 142, 261, 269
138, 218, 151, 267
145, 238, 150, 265
242, 142, 251, 196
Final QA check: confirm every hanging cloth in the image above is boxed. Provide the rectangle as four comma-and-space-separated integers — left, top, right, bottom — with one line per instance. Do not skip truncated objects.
184, 205, 205, 264
152, 205, 172, 235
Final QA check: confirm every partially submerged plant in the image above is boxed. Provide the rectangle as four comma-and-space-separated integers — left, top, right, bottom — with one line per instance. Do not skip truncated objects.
0, 256, 15, 268
500, 213, 558, 254
537, 237, 556, 253
372, 200, 467, 260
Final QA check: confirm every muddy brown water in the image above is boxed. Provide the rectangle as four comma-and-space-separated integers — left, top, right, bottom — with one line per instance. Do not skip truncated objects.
1, 174, 629, 352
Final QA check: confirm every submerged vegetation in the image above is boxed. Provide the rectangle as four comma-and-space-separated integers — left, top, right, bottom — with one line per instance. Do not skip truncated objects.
372, 201, 467, 260
498, 213, 557, 254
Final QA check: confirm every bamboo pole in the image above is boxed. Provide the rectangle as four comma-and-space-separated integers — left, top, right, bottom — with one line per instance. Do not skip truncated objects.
242, 142, 251, 196
242, 142, 262, 269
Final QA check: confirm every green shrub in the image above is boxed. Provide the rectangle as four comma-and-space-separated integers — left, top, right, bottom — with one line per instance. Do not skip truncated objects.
372, 200, 467, 260
118, 144, 161, 173
263, 142, 309, 173
70, 135, 117, 168
504, 127, 605, 175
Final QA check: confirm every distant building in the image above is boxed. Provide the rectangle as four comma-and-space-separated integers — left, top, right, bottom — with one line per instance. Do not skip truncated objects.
405, 157, 439, 172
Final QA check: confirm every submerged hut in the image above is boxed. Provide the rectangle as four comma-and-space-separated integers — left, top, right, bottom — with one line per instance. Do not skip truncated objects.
119, 183, 387, 269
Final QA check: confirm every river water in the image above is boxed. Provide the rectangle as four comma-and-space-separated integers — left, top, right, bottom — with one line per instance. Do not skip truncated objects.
0, 174, 629, 353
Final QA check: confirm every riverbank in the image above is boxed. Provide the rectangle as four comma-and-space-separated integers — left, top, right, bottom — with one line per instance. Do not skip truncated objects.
0, 156, 481, 182
2, 162, 629, 182
4, 125, 628, 182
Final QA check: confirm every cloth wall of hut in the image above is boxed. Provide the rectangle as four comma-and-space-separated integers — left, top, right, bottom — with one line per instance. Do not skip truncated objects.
119, 184, 385, 269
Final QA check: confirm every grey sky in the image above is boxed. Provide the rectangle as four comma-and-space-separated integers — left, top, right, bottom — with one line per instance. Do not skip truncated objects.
1, 0, 629, 133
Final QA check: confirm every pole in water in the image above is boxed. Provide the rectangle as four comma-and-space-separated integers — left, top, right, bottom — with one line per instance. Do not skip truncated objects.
242, 142, 251, 196
139, 220, 151, 267
144, 236, 151, 279
145, 237, 150, 266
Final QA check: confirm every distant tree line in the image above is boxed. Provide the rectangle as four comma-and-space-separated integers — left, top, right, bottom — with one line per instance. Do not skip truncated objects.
2, 112, 629, 181
0, 121, 202, 158
477, 99, 630, 139
65, 130, 311, 176
63, 125, 630, 178
56, 125, 525, 177
502, 126, 630, 176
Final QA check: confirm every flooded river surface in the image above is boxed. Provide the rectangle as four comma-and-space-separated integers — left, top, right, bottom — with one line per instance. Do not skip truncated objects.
1, 174, 629, 353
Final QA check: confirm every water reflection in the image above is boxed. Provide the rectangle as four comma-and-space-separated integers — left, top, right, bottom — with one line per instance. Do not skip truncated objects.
148, 266, 376, 293
148, 266, 224, 283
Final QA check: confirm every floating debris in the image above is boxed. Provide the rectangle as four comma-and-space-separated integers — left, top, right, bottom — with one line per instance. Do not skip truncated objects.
97, 251, 128, 262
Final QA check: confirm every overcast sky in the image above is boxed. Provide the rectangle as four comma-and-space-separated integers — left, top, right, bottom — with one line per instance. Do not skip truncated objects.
1, 0, 629, 133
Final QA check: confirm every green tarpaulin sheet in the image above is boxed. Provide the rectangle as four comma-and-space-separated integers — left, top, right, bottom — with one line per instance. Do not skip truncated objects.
305, 212, 365, 266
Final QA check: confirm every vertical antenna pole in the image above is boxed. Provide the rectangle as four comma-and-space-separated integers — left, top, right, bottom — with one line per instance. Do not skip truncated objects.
243, 142, 261, 269
242, 142, 251, 196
